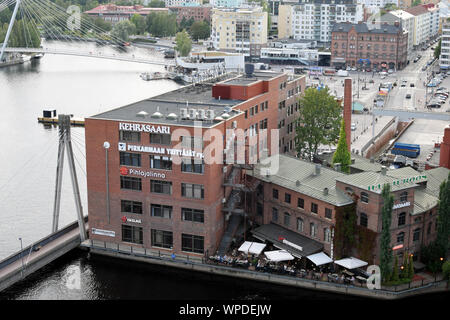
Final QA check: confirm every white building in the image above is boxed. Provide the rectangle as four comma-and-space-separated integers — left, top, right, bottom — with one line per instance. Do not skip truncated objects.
405, 4, 440, 48
278, 1, 364, 44
160, 0, 202, 6
381, 10, 415, 60
356, 0, 398, 9
260, 46, 319, 65
440, 21, 450, 69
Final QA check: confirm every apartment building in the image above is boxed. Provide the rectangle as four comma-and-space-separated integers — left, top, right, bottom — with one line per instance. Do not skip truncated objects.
330, 22, 408, 70
168, 5, 212, 24
404, 4, 440, 48
380, 10, 415, 60
84, 4, 168, 24
278, 0, 364, 45
162, 0, 202, 6
209, 0, 244, 7
211, 7, 268, 58
440, 20, 450, 69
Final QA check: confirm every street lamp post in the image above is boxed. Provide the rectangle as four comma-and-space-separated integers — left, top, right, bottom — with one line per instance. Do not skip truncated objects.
19, 237, 24, 278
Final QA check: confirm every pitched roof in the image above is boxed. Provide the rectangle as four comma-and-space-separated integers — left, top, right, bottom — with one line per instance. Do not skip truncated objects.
404, 5, 429, 16
332, 22, 402, 34
248, 154, 353, 206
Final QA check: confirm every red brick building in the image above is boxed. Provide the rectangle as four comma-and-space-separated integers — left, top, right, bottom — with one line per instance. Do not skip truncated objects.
85, 71, 305, 257
168, 6, 212, 25
247, 154, 449, 265
331, 22, 408, 71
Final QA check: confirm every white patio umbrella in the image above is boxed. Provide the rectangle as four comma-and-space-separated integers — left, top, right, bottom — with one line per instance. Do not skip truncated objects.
238, 241, 266, 255
334, 257, 368, 269
306, 252, 333, 266
264, 250, 295, 262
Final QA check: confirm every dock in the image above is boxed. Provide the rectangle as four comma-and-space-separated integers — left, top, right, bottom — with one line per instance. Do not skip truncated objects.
37, 117, 85, 126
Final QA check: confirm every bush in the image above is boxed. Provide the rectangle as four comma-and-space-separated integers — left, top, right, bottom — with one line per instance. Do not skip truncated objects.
443, 261, 450, 281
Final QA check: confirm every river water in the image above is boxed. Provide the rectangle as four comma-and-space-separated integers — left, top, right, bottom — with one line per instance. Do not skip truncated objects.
0, 41, 448, 301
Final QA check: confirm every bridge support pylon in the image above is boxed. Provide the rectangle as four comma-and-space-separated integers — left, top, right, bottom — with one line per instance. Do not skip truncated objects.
52, 114, 87, 242
0, 0, 21, 62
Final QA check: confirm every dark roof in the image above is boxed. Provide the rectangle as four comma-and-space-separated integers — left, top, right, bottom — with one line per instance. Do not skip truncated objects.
252, 223, 324, 258
332, 22, 402, 35
405, 5, 429, 16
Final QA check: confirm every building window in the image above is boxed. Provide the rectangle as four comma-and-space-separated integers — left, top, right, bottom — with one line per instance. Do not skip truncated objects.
257, 202, 263, 216
181, 136, 203, 149
122, 225, 143, 244
311, 203, 318, 214
413, 228, 421, 242
151, 204, 172, 219
120, 176, 142, 191
119, 130, 140, 142
324, 228, 331, 243
181, 183, 204, 199
272, 207, 278, 222
400, 191, 408, 202
150, 180, 172, 194
273, 188, 278, 199
120, 152, 141, 167
285, 193, 291, 204
121, 200, 142, 214
361, 192, 369, 203
181, 158, 205, 174
150, 155, 172, 170
297, 197, 304, 209
284, 212, 290, 226
427, 222, 432, 235
151, 229, 173, 249
398, 212, 406, 226
397, 232, 404, 244
360, 212, 368, 227
182, 208, 204, 223
310, 223, 316, 237
181, 234, 204, 254
325, 208, 332, 219
150, 133, 171, 145
297, 217, 304, 232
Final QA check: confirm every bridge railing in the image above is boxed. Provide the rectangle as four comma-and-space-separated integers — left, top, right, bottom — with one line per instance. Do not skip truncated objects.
0, 216, 88, 271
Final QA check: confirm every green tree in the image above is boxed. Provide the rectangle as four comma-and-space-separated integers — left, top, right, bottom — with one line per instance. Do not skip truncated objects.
380, 184, 394, 282
175, 29, 192, 57
408, 254, 414, 279
436, 172, 450, 255
111, 20, 136, 41
332, 118, 352, 173
146, 12, 177, 37
1, 19, 41, 48
391, 255, 399, 282
434, 39, 441, 60
295, 87, 342, 161
400, 252, 408, 279
189, 20, 210, 41
412, 0, 421, 6
148, 0, 165, 7
443, 260, 450, 283
130, 14, 146, 35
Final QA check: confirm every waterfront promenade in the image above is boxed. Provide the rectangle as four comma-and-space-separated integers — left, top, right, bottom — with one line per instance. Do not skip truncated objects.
82, 239, 448, 300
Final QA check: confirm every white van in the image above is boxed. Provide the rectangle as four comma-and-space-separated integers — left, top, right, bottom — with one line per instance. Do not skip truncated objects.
337, 70, 349, 77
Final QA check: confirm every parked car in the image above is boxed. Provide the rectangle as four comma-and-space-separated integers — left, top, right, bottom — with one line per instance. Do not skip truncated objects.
422, 66, 427, 71
427, 82, 437, 87
388, 69, 394, 74
406, 93, 411, 99
351, 123, 357, 131
410, 83, 415, 87
428, 103, 442, 108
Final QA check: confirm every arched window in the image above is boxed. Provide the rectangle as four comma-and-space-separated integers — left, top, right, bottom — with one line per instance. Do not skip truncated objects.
398, 212, 406, 226
361, 192, 369, 203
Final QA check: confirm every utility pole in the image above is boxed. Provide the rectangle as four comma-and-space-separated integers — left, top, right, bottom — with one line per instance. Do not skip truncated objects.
52, 115, 87, 242
0, 0, 21, 62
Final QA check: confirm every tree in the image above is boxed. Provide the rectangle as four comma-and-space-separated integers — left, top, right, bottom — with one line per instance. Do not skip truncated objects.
380, 183, 394, 282
175, 30, 192, 57
111, 20, 136, 42
391, 255, 399, 282
436, 172, 450, 254
130, 14, 146, 35
434, 39, 441, 60
332, 118, 352, 173
443, 260, 450, 283
146, 12, 177, 37
148, 0, 165, 7
412, 0, 421, 6
408, 254, 415, 279
295, 87, 342, 161
1, 19, 41, 48
189, 20, 210, 41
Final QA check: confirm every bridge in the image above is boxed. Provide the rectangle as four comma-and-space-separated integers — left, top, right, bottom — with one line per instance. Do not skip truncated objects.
3, 47, 175, 66
0, 0, 174, 67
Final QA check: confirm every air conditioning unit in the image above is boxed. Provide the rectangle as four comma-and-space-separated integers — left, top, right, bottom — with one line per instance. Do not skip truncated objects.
180, 108, 189, 119
205, 109, 215, 120
197, 109, 206, 120
188, 109, 197, 119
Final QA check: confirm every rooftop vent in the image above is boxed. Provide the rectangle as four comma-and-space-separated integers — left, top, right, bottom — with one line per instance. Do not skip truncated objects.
151, 111, 163, 119
136, 110, 149, 118
214, 116, 224, 122
334, 163, 341, 172
381, 166, 387, 175
245, 63, 254, 77
166, 113, 177, 120
323, 188, 329, 196
221, 113, 230, 119
351, 158, 355, 164
314, 164, 321, 175
296, 180, 301, 187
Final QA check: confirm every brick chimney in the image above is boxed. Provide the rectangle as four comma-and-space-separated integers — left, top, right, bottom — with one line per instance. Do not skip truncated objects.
344, 78, 352, 152
440, 126, 450, 169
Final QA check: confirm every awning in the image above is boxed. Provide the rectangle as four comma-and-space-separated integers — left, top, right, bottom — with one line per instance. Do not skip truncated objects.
238, 241, 266, 255
334, 257, 368, 269
251, 223, 323, 258
264, 250, 294, 262
306, 252, 333, 266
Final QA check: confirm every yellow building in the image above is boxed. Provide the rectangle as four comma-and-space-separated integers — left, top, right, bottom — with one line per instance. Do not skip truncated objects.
211, 7, 268, 57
